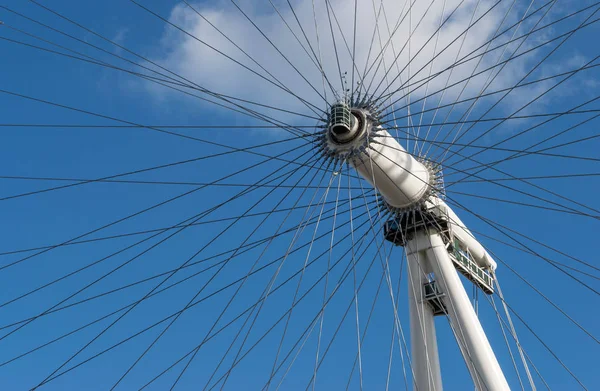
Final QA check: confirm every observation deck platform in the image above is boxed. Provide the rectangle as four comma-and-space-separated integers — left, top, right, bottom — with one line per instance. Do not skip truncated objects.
383, 207, 494, 295
448, 238, 494, 295
423, 281, 447, 316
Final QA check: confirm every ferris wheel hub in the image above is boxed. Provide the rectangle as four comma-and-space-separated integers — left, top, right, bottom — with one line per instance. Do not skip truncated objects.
325, 102, 370, 146
319, 99, 434, 210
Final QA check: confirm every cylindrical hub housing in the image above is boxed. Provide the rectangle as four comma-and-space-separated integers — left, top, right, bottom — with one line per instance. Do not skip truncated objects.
353, 128, 430, 209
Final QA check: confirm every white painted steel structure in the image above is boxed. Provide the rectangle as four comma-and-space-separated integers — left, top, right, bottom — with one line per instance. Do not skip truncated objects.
352, 130, 431, 209
406, 249, 443, 391
407, 232, 509, 390
326, 104, 509, 390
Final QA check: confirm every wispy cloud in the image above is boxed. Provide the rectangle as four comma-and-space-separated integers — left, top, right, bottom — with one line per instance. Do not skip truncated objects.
142, 0, 553, 127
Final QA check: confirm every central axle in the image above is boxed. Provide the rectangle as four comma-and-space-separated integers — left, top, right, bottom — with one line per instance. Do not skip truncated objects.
325, 100, 431, 210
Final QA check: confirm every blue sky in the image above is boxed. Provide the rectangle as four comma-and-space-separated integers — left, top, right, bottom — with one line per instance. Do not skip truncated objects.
0, 0, 599, 389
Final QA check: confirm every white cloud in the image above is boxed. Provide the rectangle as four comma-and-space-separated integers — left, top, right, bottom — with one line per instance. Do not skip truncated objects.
144, 0, 550, 127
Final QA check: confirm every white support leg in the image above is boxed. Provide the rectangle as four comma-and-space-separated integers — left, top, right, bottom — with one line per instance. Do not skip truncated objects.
423, 232, 509, 391
406, 246, 443, 391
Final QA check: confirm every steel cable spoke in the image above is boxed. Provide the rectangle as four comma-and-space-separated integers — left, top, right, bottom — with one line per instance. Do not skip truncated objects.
377, 2, 599, 121
2, 148, 317, 343
112, 149, 330, 390
176, 158, 335, 391
0, 198, 373, 334
3, 4, 322, 126
140, 209, 376, 390
0, 200, 374, 370
30, 148, 322, 388
128, 0, 326, 118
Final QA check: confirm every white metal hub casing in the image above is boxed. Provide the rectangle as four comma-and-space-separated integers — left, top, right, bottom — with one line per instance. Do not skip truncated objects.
324, 103, 431, 210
